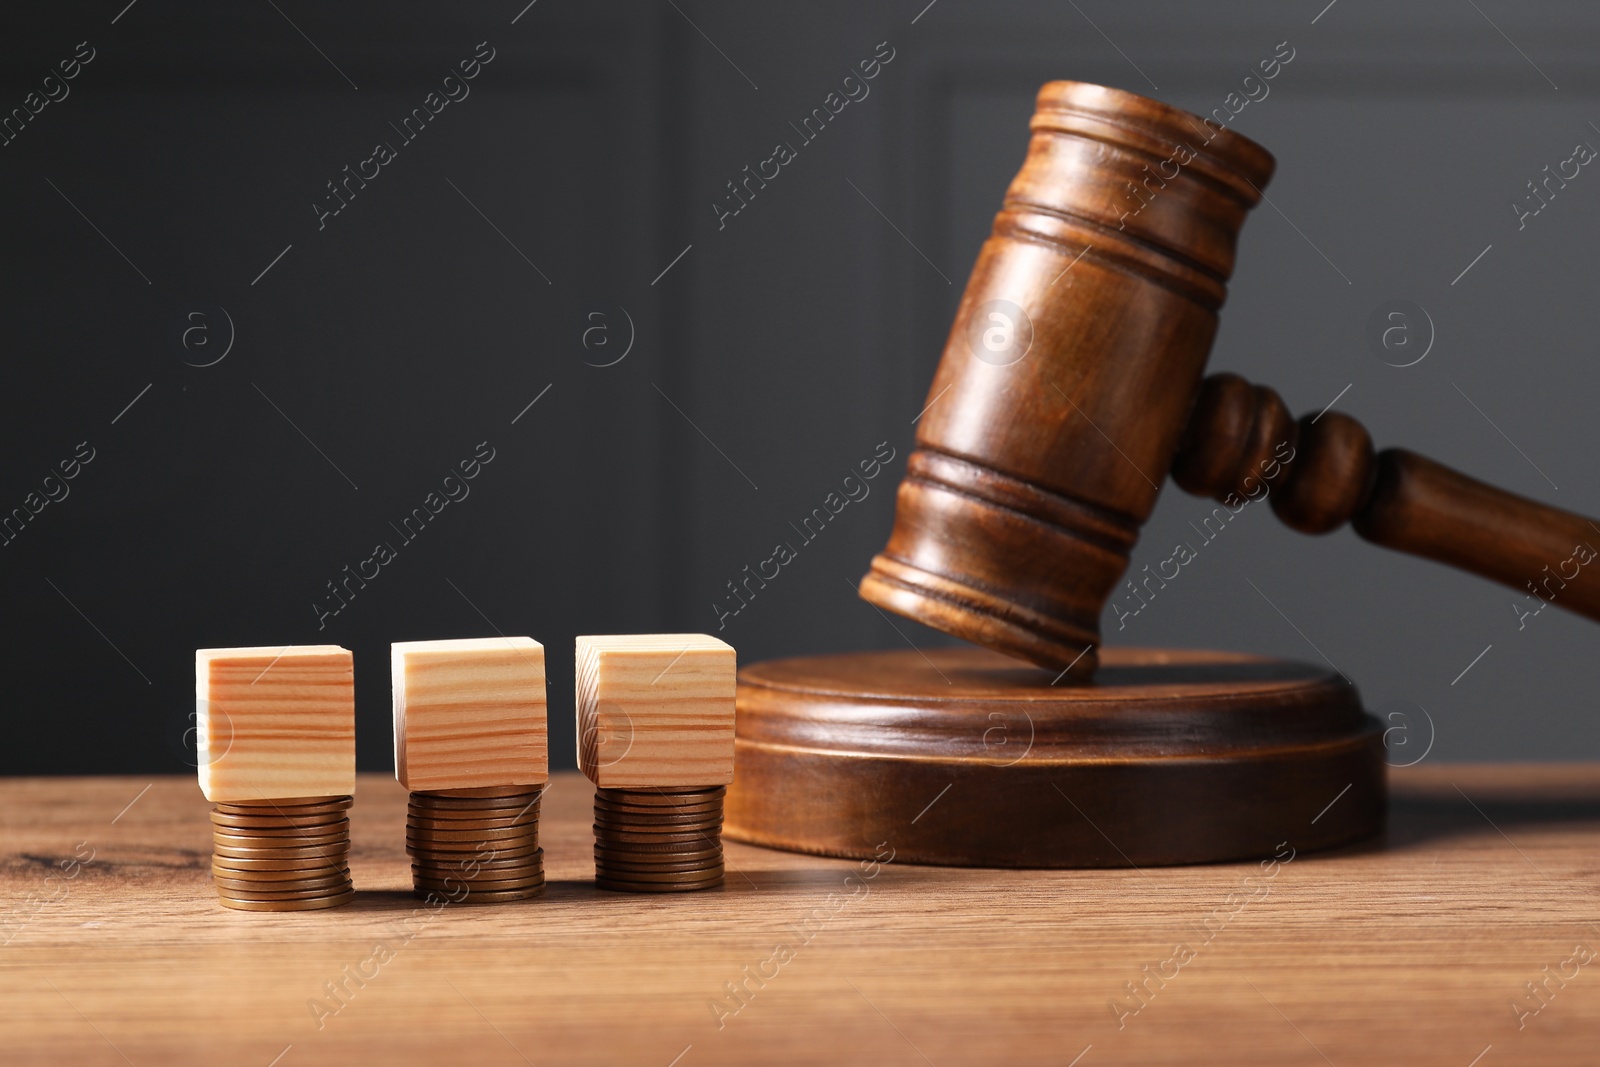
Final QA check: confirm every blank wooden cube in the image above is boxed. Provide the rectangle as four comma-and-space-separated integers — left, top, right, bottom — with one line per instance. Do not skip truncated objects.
575, 634, 736, 788
392, 637, 548, 791
195, 645, 355, 802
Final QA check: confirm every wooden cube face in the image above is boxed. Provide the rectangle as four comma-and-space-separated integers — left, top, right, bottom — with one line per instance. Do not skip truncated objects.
575, 634, 736, 788
392, 637, 548, 791
194, 645, 355, 802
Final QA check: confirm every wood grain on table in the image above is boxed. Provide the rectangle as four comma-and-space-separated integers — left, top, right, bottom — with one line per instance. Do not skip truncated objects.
1, 767, 1597, 1065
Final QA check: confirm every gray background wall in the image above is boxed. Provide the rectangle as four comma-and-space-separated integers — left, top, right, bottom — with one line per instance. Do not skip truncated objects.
1, 0, 1595, 774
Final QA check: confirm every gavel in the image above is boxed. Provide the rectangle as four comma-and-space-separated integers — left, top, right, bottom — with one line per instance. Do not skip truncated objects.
860, 80, 1600, 679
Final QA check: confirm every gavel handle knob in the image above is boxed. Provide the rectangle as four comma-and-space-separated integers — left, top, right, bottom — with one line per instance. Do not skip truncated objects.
1171, 373, 1600, 622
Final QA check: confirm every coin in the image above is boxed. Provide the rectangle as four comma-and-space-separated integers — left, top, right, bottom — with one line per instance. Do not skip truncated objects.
596, 811, 718, 825
594, 840, 722, 859
406, 822, 538, 843
594, 808, 722, 825
592, 851, 723, 870
212, 831, 349, 850
212, 855, 346, 873
594, 830, 720, 848
213, 861, 349, 879
420, 784, 542, 799
595, 820, 723, 837
595, 875, 723, 893
408, 793, 541, 812
593, 852, 719, 870
409, 825, 540, 838
217, 882, 354, 902
412, 871, 546, 893
596, 787, 723, 805
407, 808, 538, 827
212, 800, 351, 818
409, 849, 543, 871
218, 889, 356, 911
594, 864, 722, 882
212, 873, 352, 893
407, 841, 537, 858
209, 825, 350, 844
211, 815, 350, 834
211, 844, 352, 863
595, 789, 721, 804
416, 885, 543, 904
409, 792, 539, 807
213, 794, 350, 809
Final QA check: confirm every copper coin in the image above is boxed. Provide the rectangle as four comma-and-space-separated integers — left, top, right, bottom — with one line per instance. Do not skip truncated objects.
214, 796, 352, 812
407, 837, 541, 857
212, 867, 346, 884
212, 830, 349, 849
598, 857, 723, 870
211, 815, 350, 833
594, 790, 721, 804
588, 825, 720, 838
211, 805, 349, 821
413, 868, 545, 888
416, 885, 543, 904
411, 864, 540, 883
217, 880, 354, 901
407, 826, 538, 846
594, 864, 722, 882
594, 809, 721, 826
406, 808, 538, 827
593, 847, 721, 864
213, 873, 351, 894
209, 824, 349, 842
415, 846, 543, 866
406, 810, 539, 829
212, 855, 347, 873
210, 812, 349, 830
407, 798, 538, 813
406, 844, 544, 870
595, 787, 723, 804
407, 838, 537, 856
412, 868, 541, 888
405, 807, 540, 825
413, 872, 545, 892
594, 839, 722, 857
416, 784, 543, 799
406, 814, 539, 832
213, 795, 350, 810
211, 862, 349, 880
211, 819, 348, 831
210, 825, 350, 844
594, 829, 720, 847
406, 812, 538, 830
593, 807, 721, 821
413, 852, 543, 874
409, 792, 541, 811
594, 796, 722, 813
212, 844, 350, 863
595, 876, 723, 893
218, 889, 356, 911
592, 855, 721, 870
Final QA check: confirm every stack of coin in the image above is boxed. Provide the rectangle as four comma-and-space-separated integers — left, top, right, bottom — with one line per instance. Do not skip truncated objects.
407, 785, 544, 903
210, 796, 354, 911
593, 785, 725, 893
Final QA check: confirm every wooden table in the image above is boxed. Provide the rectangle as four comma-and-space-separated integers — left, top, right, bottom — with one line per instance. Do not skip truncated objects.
2, 767, 1597, 1065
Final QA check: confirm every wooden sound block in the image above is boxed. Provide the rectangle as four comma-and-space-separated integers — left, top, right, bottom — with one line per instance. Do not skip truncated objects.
575, 633, 736, 788
391, 636, 548, 792
194, 645, 355, 803
726, 646, 1384, 868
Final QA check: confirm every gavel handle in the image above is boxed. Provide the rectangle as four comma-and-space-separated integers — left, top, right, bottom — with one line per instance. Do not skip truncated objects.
1171, 373, 1600, 621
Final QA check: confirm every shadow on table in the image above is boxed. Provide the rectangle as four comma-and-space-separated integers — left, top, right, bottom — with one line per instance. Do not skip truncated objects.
1334, 788, 1600, 858
342, 868, 858, 911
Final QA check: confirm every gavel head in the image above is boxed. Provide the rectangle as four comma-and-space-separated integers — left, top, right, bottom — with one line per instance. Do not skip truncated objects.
859, 81, 1276, 680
